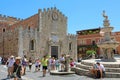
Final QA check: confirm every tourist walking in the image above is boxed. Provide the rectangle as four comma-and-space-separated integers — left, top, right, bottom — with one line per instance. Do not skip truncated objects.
35, 58, 40, 72
48, 57, 52, 72
38, 59, 41, 71
6, 55, 15, 78
41, 55, 48, 77
28, 57, 32, 71
13, 56, 22, 80
22, 55, 28, 75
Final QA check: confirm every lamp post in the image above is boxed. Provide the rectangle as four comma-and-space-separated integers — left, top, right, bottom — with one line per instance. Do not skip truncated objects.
3, 29, 5, 57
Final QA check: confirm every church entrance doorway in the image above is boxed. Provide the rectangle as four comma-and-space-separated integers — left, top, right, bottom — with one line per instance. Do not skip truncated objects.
51, 46, 58, 58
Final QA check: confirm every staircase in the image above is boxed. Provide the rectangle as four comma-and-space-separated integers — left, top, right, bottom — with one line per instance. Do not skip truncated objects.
71, 59, 120, 78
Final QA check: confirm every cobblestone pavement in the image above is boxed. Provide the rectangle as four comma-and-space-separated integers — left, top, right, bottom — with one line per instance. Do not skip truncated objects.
0, 64, 119, 80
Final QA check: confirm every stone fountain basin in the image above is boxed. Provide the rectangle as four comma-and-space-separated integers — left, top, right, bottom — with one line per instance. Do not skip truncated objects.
97, 41, 119, 48
81, 58, 120, 68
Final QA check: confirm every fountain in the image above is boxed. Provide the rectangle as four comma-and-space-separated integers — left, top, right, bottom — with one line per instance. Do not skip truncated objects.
71, 11, 120, 78
97, 11, 119, 62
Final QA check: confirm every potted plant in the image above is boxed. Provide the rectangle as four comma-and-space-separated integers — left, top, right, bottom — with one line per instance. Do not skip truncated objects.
86, 50, 96, 59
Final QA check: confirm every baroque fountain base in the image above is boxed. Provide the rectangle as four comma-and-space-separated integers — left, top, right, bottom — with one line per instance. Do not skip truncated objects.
71, 56, 120, 78
101, 58, 116, 62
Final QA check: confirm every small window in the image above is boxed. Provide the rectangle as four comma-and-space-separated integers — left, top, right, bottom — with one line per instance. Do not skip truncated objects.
69, 42, 72, 50
30, 40, 34, 50
3, 28, 6, 32
28, 26, 30, 30
92, 41, 96, 45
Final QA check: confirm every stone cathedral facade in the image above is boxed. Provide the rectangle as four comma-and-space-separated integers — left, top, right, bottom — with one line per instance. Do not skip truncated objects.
0, 7, 77, 60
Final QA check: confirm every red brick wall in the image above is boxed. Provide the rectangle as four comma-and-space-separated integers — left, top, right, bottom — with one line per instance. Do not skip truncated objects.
77, 32, 120, 54
0, 13, 39, 57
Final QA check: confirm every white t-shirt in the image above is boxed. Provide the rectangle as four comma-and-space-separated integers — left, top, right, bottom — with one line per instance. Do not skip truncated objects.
7, 58, 15, 67
48, 58, 52, 65
60, 57, 65, 62
100, 64, 105, 71
98, 64, 105, 71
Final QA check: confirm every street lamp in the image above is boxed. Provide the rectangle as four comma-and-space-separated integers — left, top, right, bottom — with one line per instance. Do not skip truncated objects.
3, 28, 5, 57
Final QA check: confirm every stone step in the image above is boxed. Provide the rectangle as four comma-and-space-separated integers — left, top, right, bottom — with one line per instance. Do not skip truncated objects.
76, 63, 120, 73
71, 67, 120, 78
76, 63, 91, 70
105, 72, 120, 78
81, 60, 120, 68
71, 67, 89, 76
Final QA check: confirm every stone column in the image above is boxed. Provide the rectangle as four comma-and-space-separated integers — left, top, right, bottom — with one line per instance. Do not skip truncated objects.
102, 48, 115, 62
18, 27, 24, 57
64, 55, 70, 72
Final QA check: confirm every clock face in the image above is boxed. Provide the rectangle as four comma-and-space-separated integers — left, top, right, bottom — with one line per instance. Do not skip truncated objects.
52, 12, 58, 20
51, 35, 58, 42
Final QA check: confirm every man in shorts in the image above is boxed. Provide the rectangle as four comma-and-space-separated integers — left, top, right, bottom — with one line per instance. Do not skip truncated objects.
41, 56, 48, 77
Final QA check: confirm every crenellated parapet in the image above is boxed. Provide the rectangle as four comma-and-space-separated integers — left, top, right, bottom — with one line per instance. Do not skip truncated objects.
0, 14, 22, 21
0, 14, 22, 26
38, 7, 67, 20
67, 33, 77, 39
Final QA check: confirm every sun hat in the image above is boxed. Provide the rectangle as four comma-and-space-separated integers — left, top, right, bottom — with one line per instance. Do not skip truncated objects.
10, 55, 14, 58
15, 56, 21, 60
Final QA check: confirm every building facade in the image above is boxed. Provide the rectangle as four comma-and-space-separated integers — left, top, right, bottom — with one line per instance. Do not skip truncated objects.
0, 7, 77, 60
77, 28, 120, 58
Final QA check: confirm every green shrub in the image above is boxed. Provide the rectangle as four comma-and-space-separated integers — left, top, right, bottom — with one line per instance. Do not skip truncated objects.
86, 50, 96, 55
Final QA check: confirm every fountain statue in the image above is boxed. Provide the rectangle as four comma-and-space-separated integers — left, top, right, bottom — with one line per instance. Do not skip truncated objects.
97, 11, 119, 62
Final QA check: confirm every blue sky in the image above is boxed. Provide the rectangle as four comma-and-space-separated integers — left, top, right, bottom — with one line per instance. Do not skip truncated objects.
0, 0, 120, 34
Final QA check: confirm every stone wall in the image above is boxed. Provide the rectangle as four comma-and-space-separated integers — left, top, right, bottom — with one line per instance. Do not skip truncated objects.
0, 7, 77, 61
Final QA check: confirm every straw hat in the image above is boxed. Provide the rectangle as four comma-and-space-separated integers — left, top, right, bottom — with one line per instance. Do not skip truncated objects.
10, 55, 14, 58
15, 56, 21, 60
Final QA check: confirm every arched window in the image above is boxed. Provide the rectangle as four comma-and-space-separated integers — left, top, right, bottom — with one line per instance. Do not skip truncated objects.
28, 26, 30, 30
3, 28, 6, 32
30, 40, 34, 50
